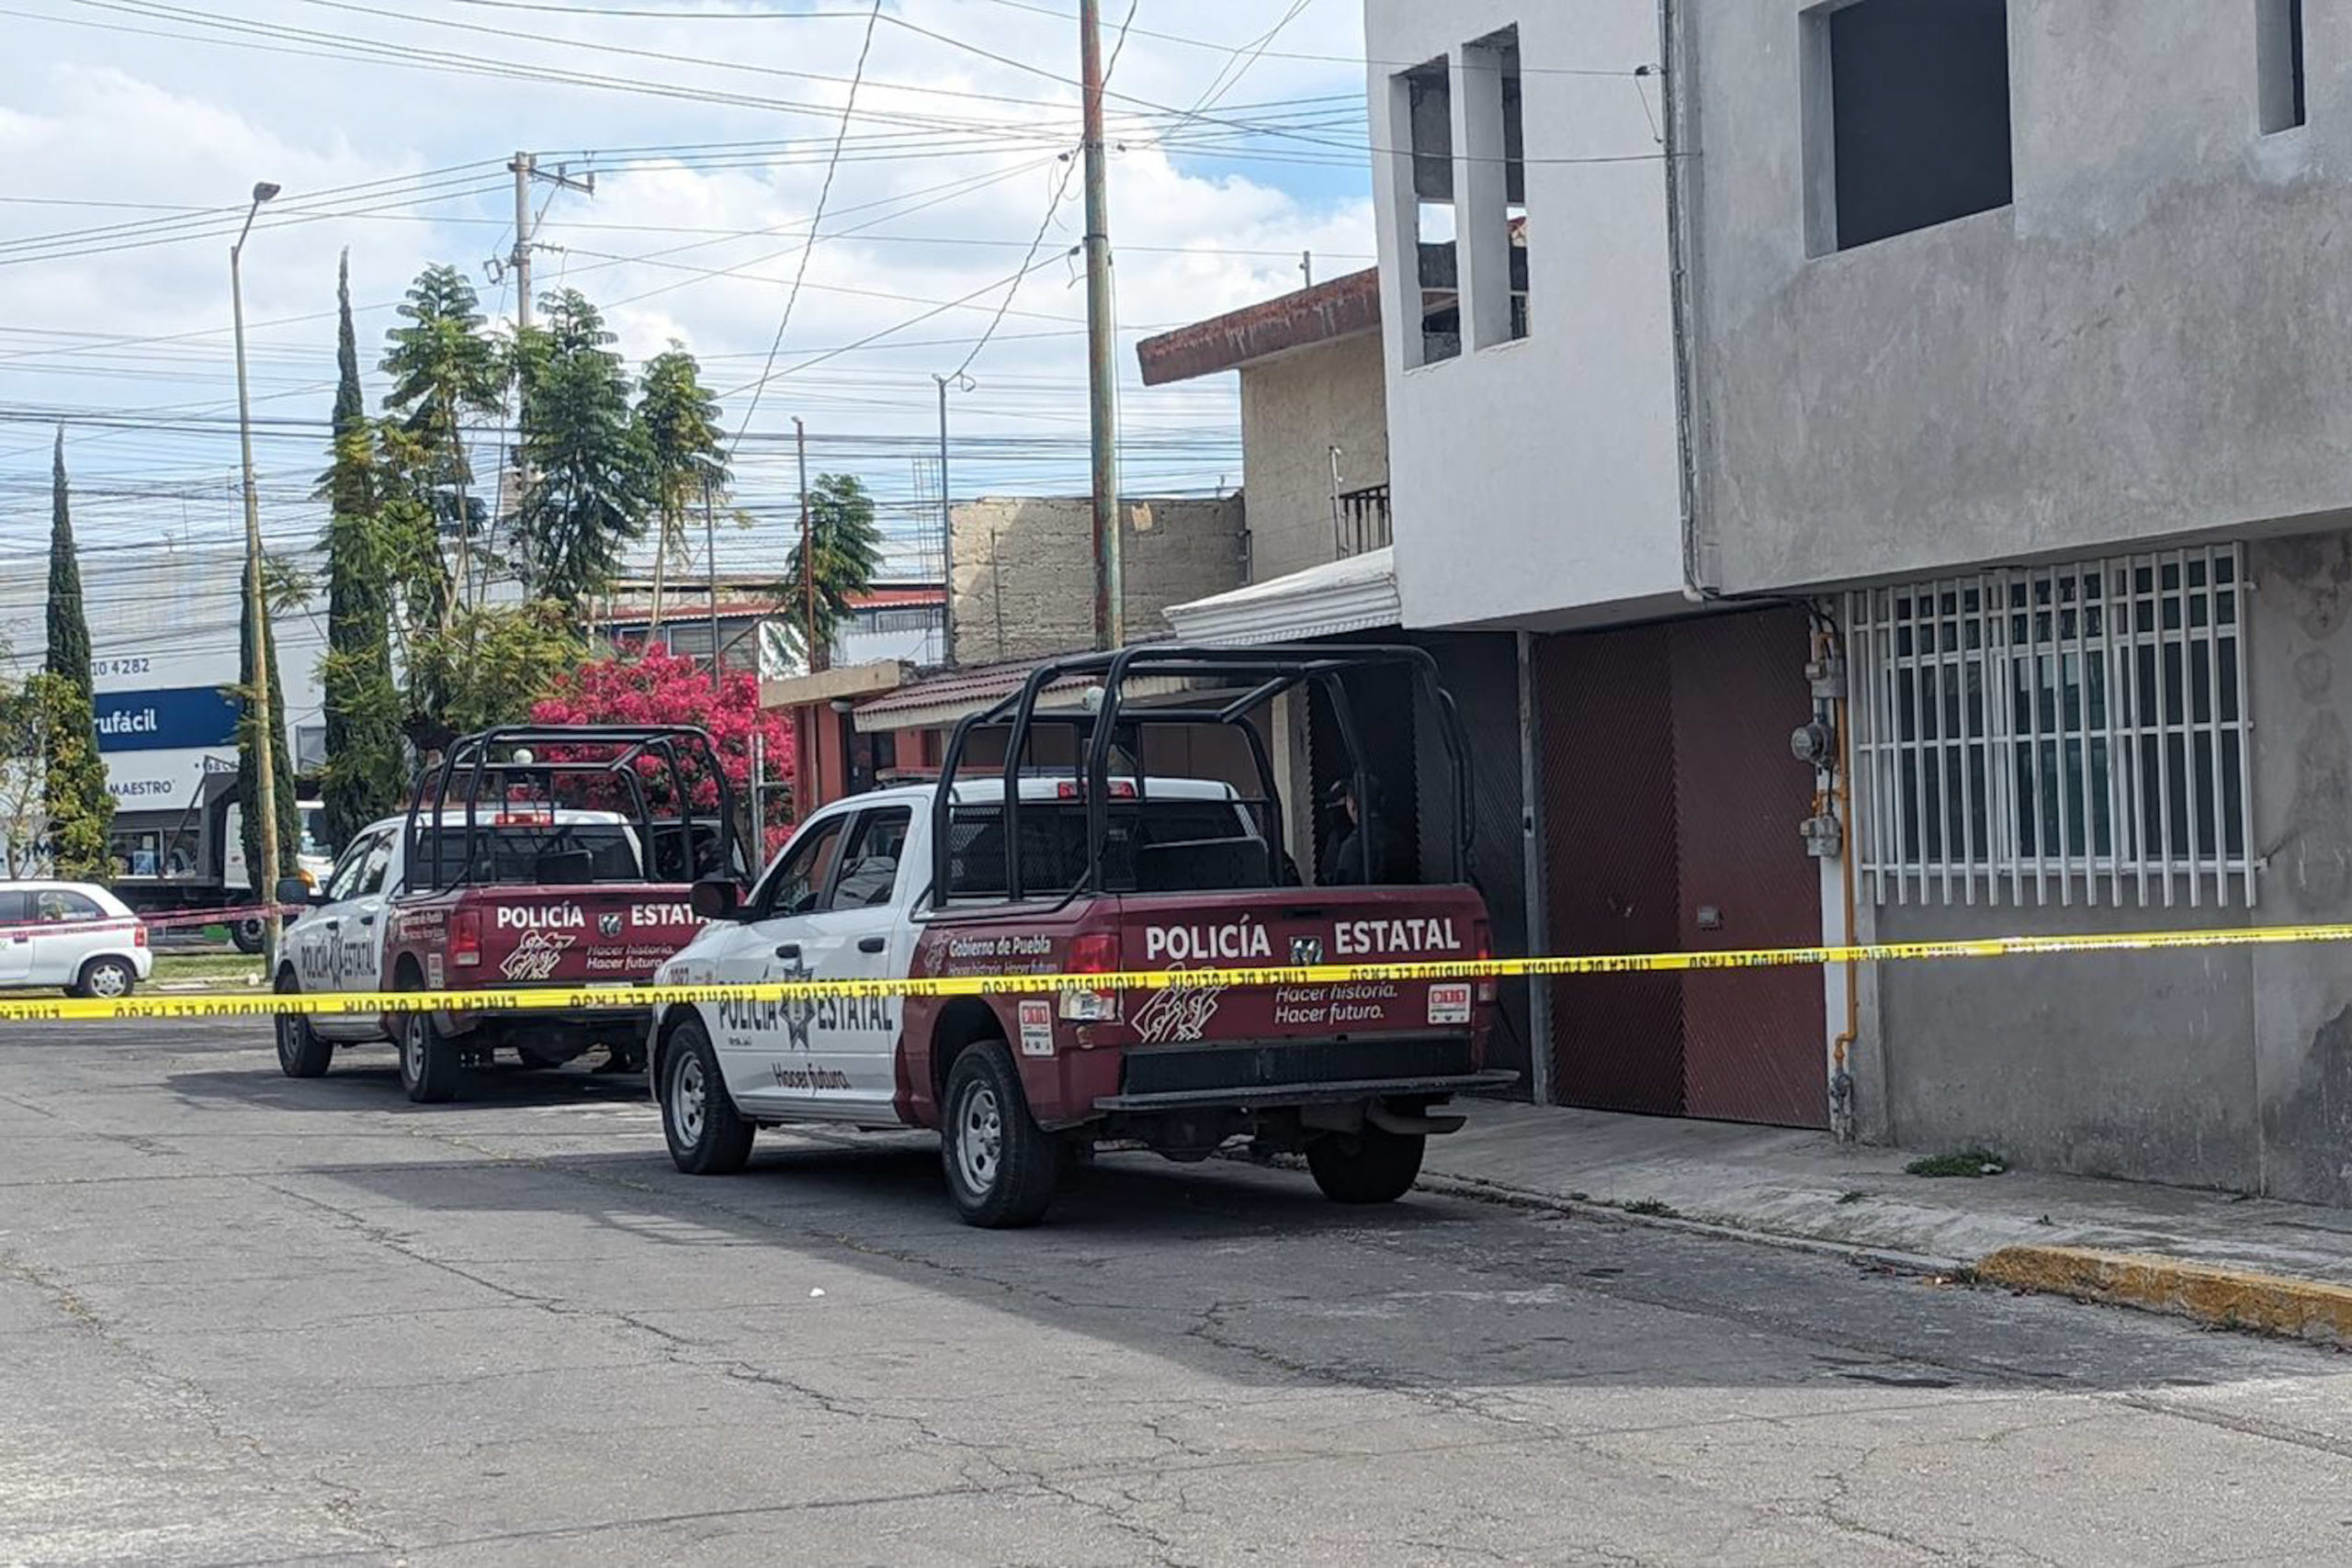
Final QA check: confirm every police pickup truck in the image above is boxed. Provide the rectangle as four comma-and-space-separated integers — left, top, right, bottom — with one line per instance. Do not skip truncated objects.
272, 725, 743, 1102
650, 645, 1513, 1228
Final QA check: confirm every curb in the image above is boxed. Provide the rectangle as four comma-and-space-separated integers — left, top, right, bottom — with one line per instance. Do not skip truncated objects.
1977, 1245, 2352, 1347
1412, 1169, 1964, 1279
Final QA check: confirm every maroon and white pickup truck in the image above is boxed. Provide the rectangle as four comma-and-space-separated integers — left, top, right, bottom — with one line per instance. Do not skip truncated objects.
650, 645, 1515, 1227
275, 725, 745, 1102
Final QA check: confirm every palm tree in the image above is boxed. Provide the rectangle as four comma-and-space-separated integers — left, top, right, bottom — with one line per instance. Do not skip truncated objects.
512, 289, 650, 612
380, 264, 503, 616
633, 345, 729, 637
779, 472, 884, 673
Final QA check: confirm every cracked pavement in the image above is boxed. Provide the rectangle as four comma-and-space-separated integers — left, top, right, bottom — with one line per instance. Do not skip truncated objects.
4, 1021, 2351, 1566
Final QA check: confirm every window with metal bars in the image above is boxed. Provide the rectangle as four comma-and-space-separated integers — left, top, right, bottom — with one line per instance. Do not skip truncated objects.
1846, 547, 2254, 908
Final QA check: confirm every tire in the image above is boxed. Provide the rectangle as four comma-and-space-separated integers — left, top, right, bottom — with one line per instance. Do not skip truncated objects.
273, 969, 333, 1078
660, 1019, 753, 1176
1306, 1125, 1426, 1205
74, 955, 137, 1001
230, 919, 265, 955
399, 1008, 463, 1104
941, 1040, 1060, 1229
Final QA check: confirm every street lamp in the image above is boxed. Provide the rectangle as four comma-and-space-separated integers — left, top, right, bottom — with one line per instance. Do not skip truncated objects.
231, 180, 283, 962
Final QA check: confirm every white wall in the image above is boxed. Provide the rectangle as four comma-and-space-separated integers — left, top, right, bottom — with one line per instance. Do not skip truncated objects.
1367, 0, 1687, 631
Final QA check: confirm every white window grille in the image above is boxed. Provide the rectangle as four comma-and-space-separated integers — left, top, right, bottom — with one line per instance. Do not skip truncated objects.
1847, 547, 2255, 908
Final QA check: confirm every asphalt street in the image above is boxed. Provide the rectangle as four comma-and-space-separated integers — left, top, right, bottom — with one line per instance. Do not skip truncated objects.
4, 1019, 2350, 1567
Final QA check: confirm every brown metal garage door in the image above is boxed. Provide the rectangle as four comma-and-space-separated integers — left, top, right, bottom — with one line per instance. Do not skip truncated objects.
1537, 608, 1827, 1128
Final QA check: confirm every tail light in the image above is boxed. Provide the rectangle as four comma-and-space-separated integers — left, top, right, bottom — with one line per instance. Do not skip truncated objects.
451, 909, 482, 968
132, 923, 148, 950
1067, 932, 1121, 975
1059, 931, 1122, 1022
1474, 920, 1498, 1006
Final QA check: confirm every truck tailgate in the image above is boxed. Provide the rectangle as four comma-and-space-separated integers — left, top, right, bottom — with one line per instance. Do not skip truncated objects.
473, 887, 704, 987
1114, 886, 1487, 1045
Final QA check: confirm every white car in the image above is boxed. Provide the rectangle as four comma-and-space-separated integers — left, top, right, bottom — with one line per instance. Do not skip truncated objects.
0, 881, 153, 998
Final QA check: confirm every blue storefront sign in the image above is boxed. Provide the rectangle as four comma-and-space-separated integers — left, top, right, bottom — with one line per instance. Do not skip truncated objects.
95, 687, 242, 752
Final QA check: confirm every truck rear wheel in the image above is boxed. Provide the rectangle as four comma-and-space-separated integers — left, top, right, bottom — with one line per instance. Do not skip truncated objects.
660, 1018, 753, 1176
231, 919, 265, 955
400, 1010, 463, 1104
274, 970, 333, 1078
942, 1041, 1059, 1229
1306, 1125, 1425, 1205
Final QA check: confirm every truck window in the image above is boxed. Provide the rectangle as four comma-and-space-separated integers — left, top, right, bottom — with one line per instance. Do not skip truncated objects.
323, 833, 381, 903
411, 824, 644, 886
757, 817, 847, 919
831, 808, 911, 910
946, 800, 1266, 900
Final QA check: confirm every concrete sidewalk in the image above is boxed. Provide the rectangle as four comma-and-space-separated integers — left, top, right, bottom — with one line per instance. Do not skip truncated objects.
1423, 1101, 2352, 1343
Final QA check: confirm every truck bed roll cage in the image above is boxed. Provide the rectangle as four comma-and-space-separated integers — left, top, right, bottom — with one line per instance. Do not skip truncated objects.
403, 724, 744, 895
932, 644, 1473, 905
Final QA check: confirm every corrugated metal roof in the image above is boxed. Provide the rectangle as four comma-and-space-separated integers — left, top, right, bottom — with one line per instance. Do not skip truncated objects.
1164, 547, 1400, 647
852, 652, 1192, 734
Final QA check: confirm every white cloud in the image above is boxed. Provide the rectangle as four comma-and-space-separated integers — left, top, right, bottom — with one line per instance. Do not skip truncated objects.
0, 0, 1376, 577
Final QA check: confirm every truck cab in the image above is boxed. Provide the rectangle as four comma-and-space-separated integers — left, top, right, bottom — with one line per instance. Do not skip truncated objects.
651, 644, 1513, 1228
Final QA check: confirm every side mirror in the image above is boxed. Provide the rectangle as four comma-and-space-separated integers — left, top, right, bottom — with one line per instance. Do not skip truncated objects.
690, 876, 741, 923
275, 876, 314, 908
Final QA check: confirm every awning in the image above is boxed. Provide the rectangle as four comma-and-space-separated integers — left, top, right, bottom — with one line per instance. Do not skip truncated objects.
1163, 547, 1400, 647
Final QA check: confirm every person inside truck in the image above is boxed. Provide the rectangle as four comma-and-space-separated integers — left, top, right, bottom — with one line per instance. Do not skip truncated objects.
1324, 774, 1409, 886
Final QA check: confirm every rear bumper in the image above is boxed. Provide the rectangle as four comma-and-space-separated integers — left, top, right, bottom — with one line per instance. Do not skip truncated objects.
1093, 1069, 1516, 1113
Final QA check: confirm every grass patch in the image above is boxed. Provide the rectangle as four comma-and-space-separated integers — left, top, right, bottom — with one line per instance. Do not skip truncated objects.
1622, 1198, 1679, 1219
153, 953, 265, 987
1905, 1148, 2006, 1179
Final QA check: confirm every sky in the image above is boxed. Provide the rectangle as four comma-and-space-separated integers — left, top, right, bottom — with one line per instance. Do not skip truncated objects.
0, 0, 1381, 627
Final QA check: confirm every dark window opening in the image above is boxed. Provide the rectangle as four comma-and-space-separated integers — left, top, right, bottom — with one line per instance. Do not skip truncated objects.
1812, 0, 2013, 254
2260, 0, 2308, 134
1490, 26, 1529, 342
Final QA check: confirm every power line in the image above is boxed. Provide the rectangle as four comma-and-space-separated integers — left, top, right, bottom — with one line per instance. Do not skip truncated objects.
728, 0, 882, 457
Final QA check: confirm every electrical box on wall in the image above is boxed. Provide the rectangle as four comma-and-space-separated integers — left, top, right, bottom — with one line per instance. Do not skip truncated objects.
1800, 813, 1843, 860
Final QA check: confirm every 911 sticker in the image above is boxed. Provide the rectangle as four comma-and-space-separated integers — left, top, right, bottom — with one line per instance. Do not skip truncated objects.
1428, 983, 1472, 1026
1017, 999, 1055, 1056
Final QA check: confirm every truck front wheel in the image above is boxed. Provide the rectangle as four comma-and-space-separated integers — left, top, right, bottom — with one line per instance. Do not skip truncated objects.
274, 970, 333, 1078
942, 1041, 1059, 1229
1306, 1125, 1426, 1205
400, 1010, 463, 1104
660, 1019, 753, 1176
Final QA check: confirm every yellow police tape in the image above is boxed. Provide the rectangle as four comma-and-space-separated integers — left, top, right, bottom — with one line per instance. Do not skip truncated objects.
7, 919, 2352, 1023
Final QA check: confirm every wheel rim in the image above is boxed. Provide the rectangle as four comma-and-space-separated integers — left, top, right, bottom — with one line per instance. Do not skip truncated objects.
403, 1019, 425, 1084
955, 1081, 1003, 1195
672, 1053, 707, 1145
89, 964, 128, 999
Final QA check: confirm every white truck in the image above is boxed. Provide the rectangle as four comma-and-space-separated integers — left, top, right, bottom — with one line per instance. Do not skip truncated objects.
650, 644, 1511, 1228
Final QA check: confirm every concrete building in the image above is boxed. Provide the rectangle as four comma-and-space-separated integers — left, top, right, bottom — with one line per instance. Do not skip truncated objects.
1360, 0, 2352, 1205
947, 494, 1245, 665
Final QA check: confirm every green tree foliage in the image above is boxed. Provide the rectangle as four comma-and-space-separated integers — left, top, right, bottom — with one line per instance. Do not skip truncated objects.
234, 570, 299, 897
381, 264, 503, 615
780, 473, 885, 673
514, 289, 649, 610
406, 602, 590, 743
41, 432, 111, 877
317, 252, 408, 848
633, 344, 730, 635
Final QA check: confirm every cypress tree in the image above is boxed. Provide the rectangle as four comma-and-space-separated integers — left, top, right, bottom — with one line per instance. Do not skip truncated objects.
318, 252, 407, 848
41, 430, 112, 877
236, 580, 298, 897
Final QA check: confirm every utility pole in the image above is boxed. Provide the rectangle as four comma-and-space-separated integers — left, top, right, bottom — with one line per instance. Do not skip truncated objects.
1080, 0, 1124, 649
796, 417, 819, 673
503, 152, 595, 338
702, 474, 721, 674
231, 179, 282, 962
933, 373, 971, 668
1301, 250, 1313, 288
